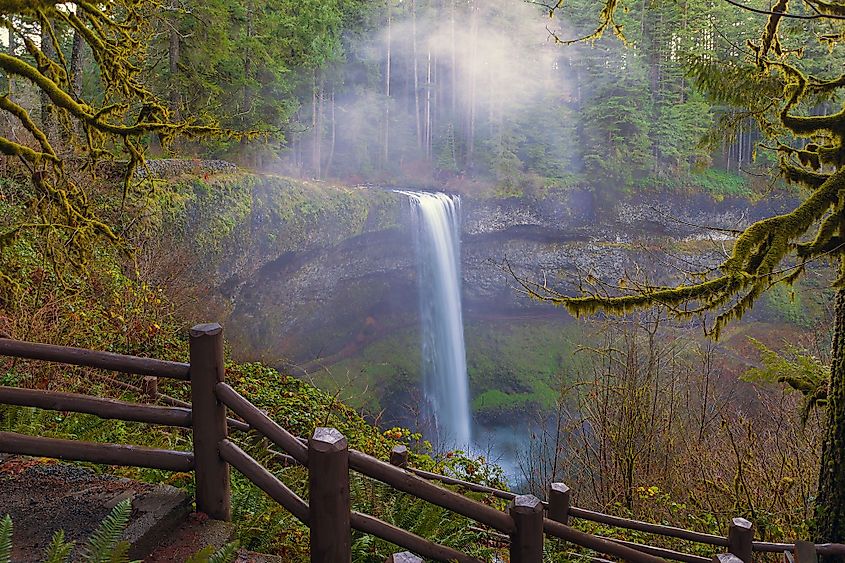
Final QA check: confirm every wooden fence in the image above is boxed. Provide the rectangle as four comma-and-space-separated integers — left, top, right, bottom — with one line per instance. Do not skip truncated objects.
0, 323, 841, 563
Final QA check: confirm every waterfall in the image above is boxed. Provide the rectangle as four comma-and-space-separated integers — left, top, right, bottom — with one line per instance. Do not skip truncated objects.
399, 191, 471, 448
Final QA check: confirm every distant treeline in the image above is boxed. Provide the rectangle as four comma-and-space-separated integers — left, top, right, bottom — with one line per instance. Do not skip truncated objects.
4, 0, 841, 196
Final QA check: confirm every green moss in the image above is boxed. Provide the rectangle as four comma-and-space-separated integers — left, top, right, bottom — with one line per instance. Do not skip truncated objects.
323, 318, 586, 418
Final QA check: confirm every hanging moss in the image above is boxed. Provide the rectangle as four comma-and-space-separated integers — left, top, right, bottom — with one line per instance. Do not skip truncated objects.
529, 0, 845, 341
0, 1, 252, 298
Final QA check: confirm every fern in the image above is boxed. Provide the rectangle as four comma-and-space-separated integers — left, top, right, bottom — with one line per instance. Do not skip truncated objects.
184, 542, 239, 563
42, 530, 74, 563
80, 499, 134, 563
0, 515, 12, 563
208, 542, 239, 563
184, 546, 216, 563
106, 540, 133, 563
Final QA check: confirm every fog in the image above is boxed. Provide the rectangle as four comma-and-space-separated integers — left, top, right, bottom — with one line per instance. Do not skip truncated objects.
277, 0, 577, 187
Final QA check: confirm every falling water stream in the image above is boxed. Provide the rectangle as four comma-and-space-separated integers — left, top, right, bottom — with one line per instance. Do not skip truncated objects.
399, 190, 472, 448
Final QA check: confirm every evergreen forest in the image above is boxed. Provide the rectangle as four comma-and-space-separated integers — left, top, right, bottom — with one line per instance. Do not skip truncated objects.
3, 0, 845, 561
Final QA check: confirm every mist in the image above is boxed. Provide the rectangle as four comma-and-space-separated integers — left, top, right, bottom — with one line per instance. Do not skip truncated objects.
275, 0, 577, 189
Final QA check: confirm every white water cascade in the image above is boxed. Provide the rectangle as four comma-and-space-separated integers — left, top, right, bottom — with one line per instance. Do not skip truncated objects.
400, 191, 472, 448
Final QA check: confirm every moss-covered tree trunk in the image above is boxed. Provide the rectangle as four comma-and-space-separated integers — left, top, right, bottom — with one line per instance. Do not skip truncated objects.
816, 285, 845, 550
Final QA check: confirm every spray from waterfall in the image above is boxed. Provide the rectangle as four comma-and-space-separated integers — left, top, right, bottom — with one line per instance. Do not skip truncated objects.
399, 190, 471, 448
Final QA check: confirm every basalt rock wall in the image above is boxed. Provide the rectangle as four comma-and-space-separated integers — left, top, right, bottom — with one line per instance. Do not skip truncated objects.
175, 174, 798, 366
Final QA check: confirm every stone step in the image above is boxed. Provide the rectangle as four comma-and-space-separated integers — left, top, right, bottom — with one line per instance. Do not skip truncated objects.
143, 513, 287, 562
1, 455, 286, 562
144, 513, 235, 562
0, 455, 190, 562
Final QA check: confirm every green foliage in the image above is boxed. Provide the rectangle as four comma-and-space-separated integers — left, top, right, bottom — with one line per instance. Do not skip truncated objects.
0, 515, 11, 563
183, 542, 239, 563
80, 499, 135, 563
580, 72, 654, 196
743, 338, 829, 421
762, 283, 811, 328
157, 0, 367, 157
42, 531, 73, 563
691, 169, 751, 199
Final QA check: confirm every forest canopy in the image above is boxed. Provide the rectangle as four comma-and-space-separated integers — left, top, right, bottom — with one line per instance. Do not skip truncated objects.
4, 0, 845, 554
525, 0, 845, 548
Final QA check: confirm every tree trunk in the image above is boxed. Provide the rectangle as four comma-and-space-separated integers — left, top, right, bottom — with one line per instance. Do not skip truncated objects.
324, 88, 336, 178
312, 70, 323, 179
412, 0, 422, 151
2, 20, 15, 170
6, 20, 14, 93
467, 2, 478, 169
39, 19, 57, 146
69, 31, 83, 99
815, 284, 845, 552
425, 50, 432, 159
168, 3, 180, 120
450, 0, 456, 117
383, 0, 391, 168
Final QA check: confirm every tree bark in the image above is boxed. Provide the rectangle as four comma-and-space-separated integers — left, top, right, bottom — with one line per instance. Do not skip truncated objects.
324, 88, 336, 178
69, 30, 83, 100
39, 19, 57, 146
168, 3, 180, 120
412, 0, 422, 150
384, 0, 391, 168
815, 284, 845, 553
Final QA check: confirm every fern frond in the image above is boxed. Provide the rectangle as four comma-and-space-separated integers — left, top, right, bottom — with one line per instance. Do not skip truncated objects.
0, 515, 12, 563
184, 542, 239, 563
82, 499, 132, 563
42, 529, 74, 563
184, 546, 215, 563
208, 541, 239, 563
106, 540, 136, 563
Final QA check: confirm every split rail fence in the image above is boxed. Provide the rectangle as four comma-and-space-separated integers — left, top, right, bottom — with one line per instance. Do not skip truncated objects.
0, 323, 842, 563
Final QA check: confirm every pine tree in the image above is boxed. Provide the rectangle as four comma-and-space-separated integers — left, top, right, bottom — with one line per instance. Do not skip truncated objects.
536, 0, 845, 549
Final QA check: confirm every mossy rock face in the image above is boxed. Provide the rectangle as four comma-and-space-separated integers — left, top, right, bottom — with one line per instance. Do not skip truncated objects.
157, 172, 411, 360
320, 318, 586, 424
154, 171, 816, 430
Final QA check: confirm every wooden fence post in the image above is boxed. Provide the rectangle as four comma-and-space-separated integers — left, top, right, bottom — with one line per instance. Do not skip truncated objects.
548, 482, 571, 524
793, 540, 817, 563
189, 323, 231, 521
728, 517, 754, 563
510, 494, 544, 563
385, 552, 424, 563
309, 427, 351, 562
390, 445, 409, 468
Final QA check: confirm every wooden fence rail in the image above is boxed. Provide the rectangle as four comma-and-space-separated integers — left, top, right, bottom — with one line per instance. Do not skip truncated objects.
0, 338, 190, 380
0, 324, 840, 563
0, 386, 193, 427
0, 431, 194, 471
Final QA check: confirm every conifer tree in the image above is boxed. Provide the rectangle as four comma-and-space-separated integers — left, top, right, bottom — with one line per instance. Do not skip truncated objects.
534, 0, 845, 548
